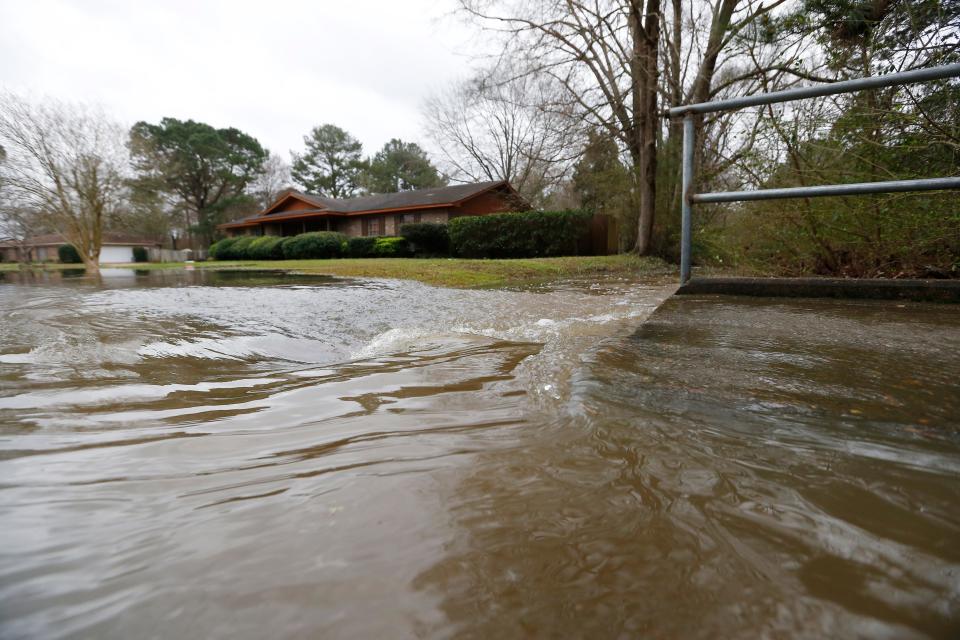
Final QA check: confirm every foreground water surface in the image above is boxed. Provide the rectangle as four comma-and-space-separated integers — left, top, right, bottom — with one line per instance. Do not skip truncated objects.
1, 268, 958, 638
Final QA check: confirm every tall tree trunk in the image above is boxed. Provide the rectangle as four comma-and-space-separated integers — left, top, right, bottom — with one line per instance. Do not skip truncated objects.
63, 226, 101, 274
80, 253, 101, 275
630, 0, 661, 255
663, 0, 685, 250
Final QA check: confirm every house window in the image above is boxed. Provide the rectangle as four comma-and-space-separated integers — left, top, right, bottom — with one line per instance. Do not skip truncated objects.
397, 212, 422, 227
362, 216, 385, 236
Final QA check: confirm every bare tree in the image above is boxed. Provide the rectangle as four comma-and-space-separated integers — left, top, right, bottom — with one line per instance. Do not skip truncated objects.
456, 0, 662, 251
248, 152, 292, 209
455, 0, 825, 254
423, 70, 582, 207
0, 199, 44, 263
0, 93, 129, 274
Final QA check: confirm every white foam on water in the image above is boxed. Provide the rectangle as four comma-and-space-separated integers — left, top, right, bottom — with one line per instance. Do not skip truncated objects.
0, 334, 143, 367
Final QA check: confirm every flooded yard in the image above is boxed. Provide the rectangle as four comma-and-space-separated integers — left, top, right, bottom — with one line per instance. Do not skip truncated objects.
0, 269, 958, 638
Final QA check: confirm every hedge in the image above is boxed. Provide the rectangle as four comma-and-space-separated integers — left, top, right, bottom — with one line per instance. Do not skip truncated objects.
346, 236, 377, 258
132, 246, 149, 262
208, 213, 592, 261
58, 244, 82, 263
449, 210, 593, 259
399, 222, 449, 256
372, 236, 411, 257
231, 237, 257, 259
208, 236, 257, 260
209, 237, 237, 260
248, 236, 285, 260
281, 232, 348, 259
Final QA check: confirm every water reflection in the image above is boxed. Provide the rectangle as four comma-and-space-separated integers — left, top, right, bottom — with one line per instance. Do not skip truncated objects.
0, 267, 350, 288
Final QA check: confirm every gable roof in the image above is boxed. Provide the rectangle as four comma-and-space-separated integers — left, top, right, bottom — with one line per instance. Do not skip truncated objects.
325, 181, 510, 213
261, 191, 340, 215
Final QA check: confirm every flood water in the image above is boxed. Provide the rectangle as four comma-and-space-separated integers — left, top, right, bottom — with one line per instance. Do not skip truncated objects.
1, 268, 958, 638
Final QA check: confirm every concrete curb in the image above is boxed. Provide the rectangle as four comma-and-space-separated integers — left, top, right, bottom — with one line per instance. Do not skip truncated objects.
676, 277, 960, 303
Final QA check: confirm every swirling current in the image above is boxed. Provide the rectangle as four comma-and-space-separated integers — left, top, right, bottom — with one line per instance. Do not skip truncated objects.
1, 268, 958, 638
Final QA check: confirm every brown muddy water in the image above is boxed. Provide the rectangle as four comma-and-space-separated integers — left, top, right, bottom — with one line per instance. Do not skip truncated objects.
0, 268, 958, 639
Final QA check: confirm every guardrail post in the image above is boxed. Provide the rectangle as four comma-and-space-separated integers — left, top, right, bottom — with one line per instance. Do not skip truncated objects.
668, 64, 960, 287
680, 113, 695, 284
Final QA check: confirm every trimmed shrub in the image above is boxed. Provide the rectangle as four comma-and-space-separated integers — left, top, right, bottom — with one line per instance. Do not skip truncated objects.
209, 237, 238, 260
449, 210, 593, 259
279, 236, 297, 258
372, 236, 411, 257
399, 222, 449, 256
229, 237, 257, 260
58, 244, 82, 263
346, 236, 377, 258
132, 246, 149, 263
281, 231, 348, 259
247, 235, 285, 260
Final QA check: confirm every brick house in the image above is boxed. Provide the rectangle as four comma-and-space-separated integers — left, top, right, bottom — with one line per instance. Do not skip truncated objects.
219, 180, 529, 238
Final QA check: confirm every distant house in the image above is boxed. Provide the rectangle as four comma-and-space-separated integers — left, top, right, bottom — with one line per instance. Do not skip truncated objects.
219, 180, 529, 238
0, 233, 161, 264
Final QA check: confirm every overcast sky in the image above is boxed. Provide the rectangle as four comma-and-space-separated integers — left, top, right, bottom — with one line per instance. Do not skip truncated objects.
0, 0, 479, 160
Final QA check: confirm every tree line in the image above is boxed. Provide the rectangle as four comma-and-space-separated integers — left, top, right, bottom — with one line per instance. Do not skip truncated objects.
0, 108, 445, 273
422, 0, 958, 276
2, 0, 956, 277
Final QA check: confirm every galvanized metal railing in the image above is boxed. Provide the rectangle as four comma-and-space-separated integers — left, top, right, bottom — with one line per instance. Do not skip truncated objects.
668, 63, 960, 283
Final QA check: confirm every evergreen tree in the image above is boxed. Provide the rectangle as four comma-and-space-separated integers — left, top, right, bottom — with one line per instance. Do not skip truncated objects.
573, 131, 632, 249
802, 0, 958, 73
291, 124, 365, 198
129, 117, 266, 246
363, 139, 445, 193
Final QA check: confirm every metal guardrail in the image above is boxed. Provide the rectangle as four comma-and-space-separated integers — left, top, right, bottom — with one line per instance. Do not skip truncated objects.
667, 63, 960, 283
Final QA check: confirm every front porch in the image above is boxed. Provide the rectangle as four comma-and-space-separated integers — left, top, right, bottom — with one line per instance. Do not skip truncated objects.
262, 217, 338, 237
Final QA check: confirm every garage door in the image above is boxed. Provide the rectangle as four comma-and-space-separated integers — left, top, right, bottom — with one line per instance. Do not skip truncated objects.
99, 246, 134, 264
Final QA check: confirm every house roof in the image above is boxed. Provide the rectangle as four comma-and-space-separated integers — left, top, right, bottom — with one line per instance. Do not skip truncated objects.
320, 181, 509, 213
0, 233, 162, 248
223, 180, 523, 229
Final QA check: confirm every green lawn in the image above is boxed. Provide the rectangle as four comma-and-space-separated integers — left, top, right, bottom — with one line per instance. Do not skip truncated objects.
0, 254, 675, 288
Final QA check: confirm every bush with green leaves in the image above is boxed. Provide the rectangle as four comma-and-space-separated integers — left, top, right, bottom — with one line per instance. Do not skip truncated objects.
132, 246, 149, 263
209, 237, 234, 260
247, 236, 285, 260
399, 222, 449, 255
281, 232, 348, 259
449, 210, 593, 259
209, 237, 243, 260
372, 236, 411, 257
228, 237, 257, 260
346, 236, 377, 258
58, 244, 82, 263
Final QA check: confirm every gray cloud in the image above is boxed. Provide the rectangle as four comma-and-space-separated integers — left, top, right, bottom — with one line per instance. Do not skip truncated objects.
0, 0, 477, 158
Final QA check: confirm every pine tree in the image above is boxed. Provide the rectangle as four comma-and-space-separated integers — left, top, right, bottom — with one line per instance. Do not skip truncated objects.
291, 124, 365, 198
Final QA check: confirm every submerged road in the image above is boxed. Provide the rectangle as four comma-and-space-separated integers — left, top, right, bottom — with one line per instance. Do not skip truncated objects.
0, 269, 957, 638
